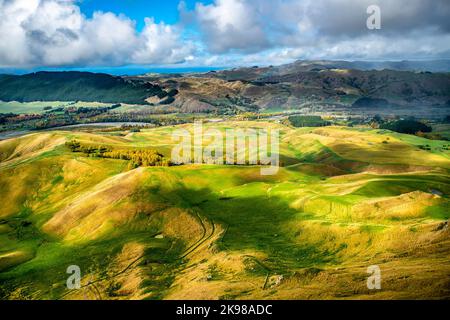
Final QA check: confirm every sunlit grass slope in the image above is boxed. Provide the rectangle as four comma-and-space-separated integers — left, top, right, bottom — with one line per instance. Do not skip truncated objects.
0, 122, 449, 300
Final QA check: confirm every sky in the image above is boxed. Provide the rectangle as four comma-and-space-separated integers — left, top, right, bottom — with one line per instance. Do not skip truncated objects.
0, 0, 450, 73
78, 0, 213, 30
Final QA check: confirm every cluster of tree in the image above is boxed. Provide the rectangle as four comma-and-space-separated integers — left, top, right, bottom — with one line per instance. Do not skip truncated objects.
105, 149, 170, 169
380, 119, 432, 134
66, 140, 106, 154
418, 143, 449, 151
444, 115, 450, 123
1, 104, 192, 131
1, 104, 123, 130
1, 114, 53, 131
287, 115, 330, 127
95, 124, 155, 133
0, 113, 17, 125
33, 118, 76, 130
89, 113, 190, 127
63, 104, 121, 115
415, 131, 448, 141
65, 140, 170, 169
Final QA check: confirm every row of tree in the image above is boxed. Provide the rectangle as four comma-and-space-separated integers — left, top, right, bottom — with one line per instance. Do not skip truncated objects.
65, 140, 170, 169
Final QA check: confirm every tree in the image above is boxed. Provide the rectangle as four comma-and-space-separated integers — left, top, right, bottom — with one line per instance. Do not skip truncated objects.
380, 120, 432, 134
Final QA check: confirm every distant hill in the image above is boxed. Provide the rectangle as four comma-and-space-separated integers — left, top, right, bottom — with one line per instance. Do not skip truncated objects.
217, 60, 450, 78
283, 60, 450, 73
0, 71, 164, 104
204, 60, 450, 82
148, 65, 450, 114
1, 61, 450, 116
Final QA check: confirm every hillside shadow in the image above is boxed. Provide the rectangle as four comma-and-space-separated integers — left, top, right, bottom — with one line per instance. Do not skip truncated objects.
159, 185, 340, 273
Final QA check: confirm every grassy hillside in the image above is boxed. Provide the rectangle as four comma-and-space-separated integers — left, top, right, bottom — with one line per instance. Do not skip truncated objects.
0, 122, 449, 300
0, 72, 164, 104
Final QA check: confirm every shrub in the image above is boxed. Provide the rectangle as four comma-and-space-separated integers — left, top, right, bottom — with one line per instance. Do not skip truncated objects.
288, 115, 330, 127
380, 120, 432, 134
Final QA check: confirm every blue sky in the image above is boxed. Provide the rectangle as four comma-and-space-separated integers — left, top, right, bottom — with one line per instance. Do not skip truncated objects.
0, 0, 449, 73
78, 0, 212, 30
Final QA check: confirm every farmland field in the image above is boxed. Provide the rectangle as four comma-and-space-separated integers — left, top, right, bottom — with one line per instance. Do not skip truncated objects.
0, 121, 449, 300
0, 101, 115, 114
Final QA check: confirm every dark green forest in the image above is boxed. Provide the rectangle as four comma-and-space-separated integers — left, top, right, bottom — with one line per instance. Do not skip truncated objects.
0, 72, 164, 104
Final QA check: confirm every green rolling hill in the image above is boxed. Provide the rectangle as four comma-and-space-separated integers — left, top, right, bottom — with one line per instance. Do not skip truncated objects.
0, 122, 449, 300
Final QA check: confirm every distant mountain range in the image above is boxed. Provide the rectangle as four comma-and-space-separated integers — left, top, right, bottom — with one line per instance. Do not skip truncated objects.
146, 61, 450, 113
0, 61, 449, 115
200, 60, 450, 81
272, 59, 450, 73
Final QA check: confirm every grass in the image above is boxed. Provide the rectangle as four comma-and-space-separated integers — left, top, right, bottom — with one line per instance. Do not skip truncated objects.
425, 204, 450, 220
0, 121, 449, 300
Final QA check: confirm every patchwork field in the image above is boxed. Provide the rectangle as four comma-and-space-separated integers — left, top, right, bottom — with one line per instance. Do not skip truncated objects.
0, 121, 449, 300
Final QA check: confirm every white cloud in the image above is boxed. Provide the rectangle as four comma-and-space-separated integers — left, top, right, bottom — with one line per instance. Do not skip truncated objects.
1, 0, 449, 69
185, 0, 450, 62
132, 18, 194, 64
192, 0, 269, 53
0, 0, 194, 67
